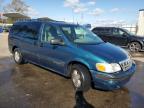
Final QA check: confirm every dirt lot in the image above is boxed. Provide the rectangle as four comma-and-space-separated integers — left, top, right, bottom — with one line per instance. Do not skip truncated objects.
0, 33, 144, 108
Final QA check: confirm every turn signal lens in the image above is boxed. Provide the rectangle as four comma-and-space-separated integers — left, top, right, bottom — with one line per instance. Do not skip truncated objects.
96, 64, 106, 72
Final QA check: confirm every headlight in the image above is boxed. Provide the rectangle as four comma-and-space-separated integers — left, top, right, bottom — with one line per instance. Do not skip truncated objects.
96, 63, 121, 73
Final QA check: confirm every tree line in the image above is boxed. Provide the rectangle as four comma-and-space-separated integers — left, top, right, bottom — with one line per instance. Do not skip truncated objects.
0, 0, 29, 15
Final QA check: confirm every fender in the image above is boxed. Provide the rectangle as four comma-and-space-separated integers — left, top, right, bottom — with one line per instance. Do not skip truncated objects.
65, 58, 92, 76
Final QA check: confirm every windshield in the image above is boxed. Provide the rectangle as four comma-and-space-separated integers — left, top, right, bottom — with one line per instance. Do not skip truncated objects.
121, 28, 135, 35
60, 25, 103, 44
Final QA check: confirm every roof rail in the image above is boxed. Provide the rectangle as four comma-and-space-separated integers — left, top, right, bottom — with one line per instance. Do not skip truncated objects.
16, 19, 40, 22
16, 19, 66, 23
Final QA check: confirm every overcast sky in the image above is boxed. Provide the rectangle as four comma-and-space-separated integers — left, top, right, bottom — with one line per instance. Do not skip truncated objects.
2, 0, 144, 26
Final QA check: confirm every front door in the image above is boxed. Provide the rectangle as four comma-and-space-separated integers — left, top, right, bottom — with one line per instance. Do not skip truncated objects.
110, 28, 128, 46
37, 24, 70, 74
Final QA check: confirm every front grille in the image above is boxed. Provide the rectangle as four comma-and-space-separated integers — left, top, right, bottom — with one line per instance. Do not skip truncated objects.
119, 59, 132, 71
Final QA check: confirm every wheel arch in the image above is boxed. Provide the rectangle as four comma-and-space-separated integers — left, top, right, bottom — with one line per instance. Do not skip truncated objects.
12, 46, 18, 53
129, 41, 143, 49
67, 60, 92, 79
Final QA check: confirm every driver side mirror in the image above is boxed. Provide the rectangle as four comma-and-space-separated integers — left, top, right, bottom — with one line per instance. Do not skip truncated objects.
50, 39, 65, 45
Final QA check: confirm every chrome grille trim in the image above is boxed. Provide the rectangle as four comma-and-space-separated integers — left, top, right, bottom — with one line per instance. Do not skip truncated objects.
119, 59, 132, 71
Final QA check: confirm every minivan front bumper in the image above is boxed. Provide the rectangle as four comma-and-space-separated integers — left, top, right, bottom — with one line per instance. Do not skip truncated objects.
90, 63, 136, 90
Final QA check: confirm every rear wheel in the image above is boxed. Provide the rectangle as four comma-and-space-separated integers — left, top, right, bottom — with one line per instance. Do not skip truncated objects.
129, 42, 141, 52
70, 64, 91, 92
13, 48, 25, 64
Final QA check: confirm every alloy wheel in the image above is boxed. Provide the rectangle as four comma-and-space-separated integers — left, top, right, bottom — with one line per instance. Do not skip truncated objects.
129, 42, 141, 52
72, 70, 82, 88
14, 51, 20, 62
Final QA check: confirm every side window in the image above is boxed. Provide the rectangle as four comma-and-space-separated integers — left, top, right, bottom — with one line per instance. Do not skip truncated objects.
93, 28, 103, 34
61, 26, 74, 41
23, 22, 41, 40
112, 28, 125, 36
11, 25, 20, 35
112, 28, 119, 35
42, 24, 60, 42
61, 27, 72, 36
103, 28, 112, 35
119, 29, 125, 35
20, 25, 28, 37
26, 26, 37, 39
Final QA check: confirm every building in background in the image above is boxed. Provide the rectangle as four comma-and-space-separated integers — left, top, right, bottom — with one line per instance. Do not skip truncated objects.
0, 13, 7, 24
137, 9, 144, 36
0, 13, 3, 23
3, 12, 30, 24
0, 12, 31, 32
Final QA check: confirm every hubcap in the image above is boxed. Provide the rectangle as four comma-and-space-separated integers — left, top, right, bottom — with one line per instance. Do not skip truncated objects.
72, 70, 81, 88
129, 43, 140, 52
14, 51, 20, 62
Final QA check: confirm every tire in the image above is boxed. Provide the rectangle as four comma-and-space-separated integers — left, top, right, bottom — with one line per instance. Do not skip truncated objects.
70, 64, 91, 92
13, 48, 25, 64
129, 42, 141, 52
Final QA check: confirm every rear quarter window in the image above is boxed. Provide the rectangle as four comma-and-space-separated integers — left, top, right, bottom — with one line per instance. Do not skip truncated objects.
10, 22, 42, 40
104, 28, 113, 34
28, 22, 41, 40
93, 28, 105, 34
10, 25, 20, 35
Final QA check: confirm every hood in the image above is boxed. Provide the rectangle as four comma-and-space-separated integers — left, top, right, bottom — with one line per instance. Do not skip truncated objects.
131, 35, 144, 40
78, 42, 129, 63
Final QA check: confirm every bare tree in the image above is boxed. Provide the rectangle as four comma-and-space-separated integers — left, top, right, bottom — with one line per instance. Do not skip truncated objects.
3, 0, 29, 15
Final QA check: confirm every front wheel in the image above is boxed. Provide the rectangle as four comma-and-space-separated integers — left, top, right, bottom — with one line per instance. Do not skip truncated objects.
71, 64, 91, 92
129, 42, 141, 52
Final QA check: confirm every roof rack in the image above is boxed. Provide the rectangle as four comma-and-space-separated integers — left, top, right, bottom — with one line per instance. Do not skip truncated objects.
16, 19, 42, 22
16, 19, 66, 23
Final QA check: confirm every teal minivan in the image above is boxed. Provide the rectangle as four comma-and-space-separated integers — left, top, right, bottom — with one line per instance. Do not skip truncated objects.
9, 20, 136, 91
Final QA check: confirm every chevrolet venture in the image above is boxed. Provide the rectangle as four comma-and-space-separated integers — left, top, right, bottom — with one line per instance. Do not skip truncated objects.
92, 27, 144, 52
9, 20, 136, 91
